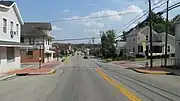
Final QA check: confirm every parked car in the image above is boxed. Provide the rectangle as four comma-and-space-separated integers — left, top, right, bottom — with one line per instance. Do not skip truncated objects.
83, 56, 88, 59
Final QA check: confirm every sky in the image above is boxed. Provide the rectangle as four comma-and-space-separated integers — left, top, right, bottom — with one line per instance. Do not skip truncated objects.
15, 0, 180, 43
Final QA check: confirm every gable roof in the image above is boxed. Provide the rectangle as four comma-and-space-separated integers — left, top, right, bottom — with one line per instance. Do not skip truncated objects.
0, 1, 24, 25
23, 22, 52, 30
173, 15, 180, 24
126, 26, 158, 37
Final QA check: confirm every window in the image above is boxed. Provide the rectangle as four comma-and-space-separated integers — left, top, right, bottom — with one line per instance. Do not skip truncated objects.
133, 38, 135, 41
48, 39, 50, 45
29, 37, 34, 45
7, 47, 15, 62
16, 24, 19, 36
21, 37, 24, 43
168, 46, 170, 52
146, 35, 148, 41
138, 46, 143, 52
10, 21, 14, 31
27, 51, 33, 56
3, 18, 7, 33
133, 47, 135, 52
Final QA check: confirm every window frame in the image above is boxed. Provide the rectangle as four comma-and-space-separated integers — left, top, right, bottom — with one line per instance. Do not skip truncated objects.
10, 20, 14, 31
16, 23, 19, 36
29, 37, 35, 45
2, 17, 8, 34
146, 35, 148, 41
168, 45, 170, 52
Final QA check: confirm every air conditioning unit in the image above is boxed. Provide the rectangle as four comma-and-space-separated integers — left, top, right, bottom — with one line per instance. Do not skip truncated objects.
10, 30, 14, 38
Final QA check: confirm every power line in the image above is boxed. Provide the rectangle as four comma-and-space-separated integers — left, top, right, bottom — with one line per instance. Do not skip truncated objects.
158, 1, 180, 14
115, 0, 168, 39
49, 12, 134, 23
44, 0, 165, 23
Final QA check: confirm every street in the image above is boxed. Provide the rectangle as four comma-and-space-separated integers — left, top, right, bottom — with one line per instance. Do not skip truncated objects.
1, 55, 180, 101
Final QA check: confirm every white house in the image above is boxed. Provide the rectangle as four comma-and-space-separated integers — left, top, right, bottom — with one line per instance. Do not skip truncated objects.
21, 22, 55, 63
174, 15, 180, 67
0, 1, 25, 72
126, 26, 175, 57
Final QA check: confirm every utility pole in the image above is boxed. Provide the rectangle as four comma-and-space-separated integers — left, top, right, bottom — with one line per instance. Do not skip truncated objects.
148, 0, 153, 68
164, 0, 169, 67
92, 37, 95, 55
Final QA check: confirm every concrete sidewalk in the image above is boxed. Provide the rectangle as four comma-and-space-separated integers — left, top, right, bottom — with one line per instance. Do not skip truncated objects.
0, 60, 62, 80
132, 67, 180, 75
111, 61, 143, 69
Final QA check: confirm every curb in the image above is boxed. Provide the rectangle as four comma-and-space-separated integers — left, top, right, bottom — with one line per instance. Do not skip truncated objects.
132, 69, 174, 75
48, 69, 56, 74
0, 69, 57, 81
0, 74, 16, 81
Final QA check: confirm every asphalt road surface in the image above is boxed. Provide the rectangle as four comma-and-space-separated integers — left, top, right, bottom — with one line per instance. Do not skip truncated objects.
0, 55, 180, 101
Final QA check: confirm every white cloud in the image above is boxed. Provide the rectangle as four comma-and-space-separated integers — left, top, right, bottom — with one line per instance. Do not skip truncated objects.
64, 9, 70, 12
65, 5, 142, 21
84, 29, 98, 33
52, 26, 63, 31
64, 16, 80, 20
126, 5, 143, 13
84, 21, 104, 28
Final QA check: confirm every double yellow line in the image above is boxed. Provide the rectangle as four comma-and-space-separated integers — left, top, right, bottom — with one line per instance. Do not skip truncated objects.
95, 68, 142, 101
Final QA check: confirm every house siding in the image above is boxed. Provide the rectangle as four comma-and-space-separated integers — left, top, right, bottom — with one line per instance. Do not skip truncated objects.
0, 7, 21, 42
175, 23, 180, 66
126, 26, 175, 56
0, 47, 20, 72
21, 30, 54, 63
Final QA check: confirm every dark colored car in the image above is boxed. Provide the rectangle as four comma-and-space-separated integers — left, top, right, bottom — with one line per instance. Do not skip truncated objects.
83, 56, 88, 59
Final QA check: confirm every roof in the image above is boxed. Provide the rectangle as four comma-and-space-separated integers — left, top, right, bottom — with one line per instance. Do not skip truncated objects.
0, 1, 14, 7
0, 1, 24, 25
126, 26, 158, 37
160, 32, 175, 39
173, 15, 180, 24
23, 22, 52, 30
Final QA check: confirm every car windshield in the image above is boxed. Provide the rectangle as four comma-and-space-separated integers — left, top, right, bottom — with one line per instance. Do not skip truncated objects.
0, 0, 180, 101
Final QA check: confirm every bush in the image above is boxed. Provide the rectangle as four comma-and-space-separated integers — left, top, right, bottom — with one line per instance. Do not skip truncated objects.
136, 54, 145, 58
106, 58, 112, 62
113, 56, 126, 61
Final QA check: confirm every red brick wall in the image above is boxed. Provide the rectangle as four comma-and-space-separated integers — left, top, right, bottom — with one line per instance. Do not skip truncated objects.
21, 49, 44, 63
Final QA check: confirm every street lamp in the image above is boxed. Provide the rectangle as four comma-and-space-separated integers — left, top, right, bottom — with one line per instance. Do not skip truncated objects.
37, 41, 43, 69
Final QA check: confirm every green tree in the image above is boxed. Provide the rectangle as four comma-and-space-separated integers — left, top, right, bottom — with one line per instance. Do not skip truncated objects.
101, 30, 116, 58
135, 11, 175, 35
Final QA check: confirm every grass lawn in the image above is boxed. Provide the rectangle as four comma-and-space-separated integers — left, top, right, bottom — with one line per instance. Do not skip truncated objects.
134, 58, 146, 61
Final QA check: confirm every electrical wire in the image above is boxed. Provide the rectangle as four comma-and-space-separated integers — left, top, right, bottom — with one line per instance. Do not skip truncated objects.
115, 0, 171, 39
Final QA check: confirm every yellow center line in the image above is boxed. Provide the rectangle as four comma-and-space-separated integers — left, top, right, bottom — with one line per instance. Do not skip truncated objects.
95, 68, 142, 101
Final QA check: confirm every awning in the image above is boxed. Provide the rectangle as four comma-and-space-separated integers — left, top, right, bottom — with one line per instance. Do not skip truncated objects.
0, 41, 32, 48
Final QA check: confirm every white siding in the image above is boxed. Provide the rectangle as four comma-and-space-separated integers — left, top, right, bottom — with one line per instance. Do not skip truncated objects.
175, 24, 180, 66
0, 47, 20, 72
0, 7, 21, 42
